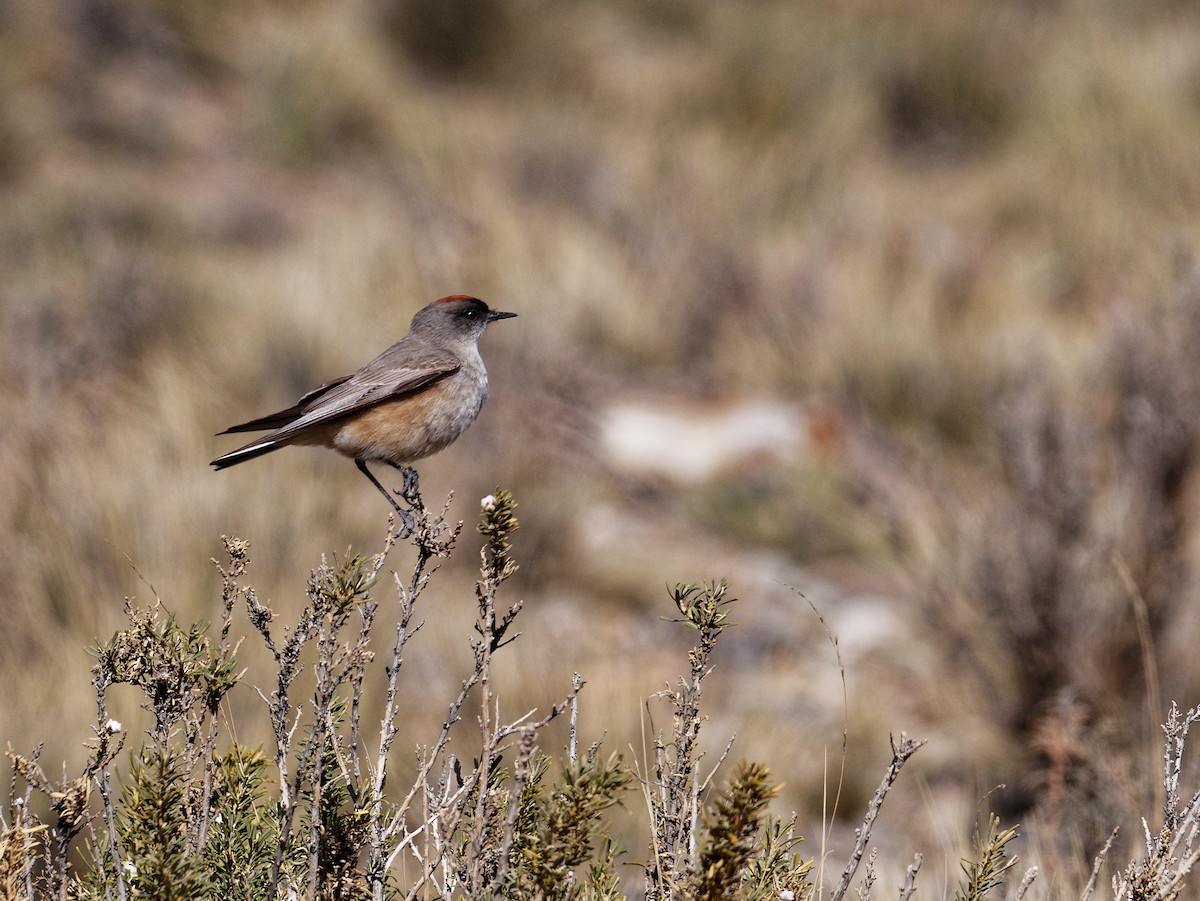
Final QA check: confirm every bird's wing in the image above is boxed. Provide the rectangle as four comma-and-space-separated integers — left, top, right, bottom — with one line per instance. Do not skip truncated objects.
217, 374, 356, 434
262, 348, 462, 443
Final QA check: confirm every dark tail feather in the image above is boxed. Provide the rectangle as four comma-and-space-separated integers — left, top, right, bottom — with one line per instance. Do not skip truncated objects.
218, 374, 353, 435
211, 436, 284, 470
217, 408, 303, 435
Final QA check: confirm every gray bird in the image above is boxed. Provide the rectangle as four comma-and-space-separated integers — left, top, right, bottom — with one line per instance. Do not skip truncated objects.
212, 295, 516, 531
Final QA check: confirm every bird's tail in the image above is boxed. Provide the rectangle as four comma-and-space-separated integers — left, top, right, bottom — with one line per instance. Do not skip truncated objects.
211, 437, 285, 470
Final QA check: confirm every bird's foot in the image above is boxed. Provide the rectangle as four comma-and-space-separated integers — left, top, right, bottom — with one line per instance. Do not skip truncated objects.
391, 504, 415, 539
386, 466, 421, 537
382, 463, 421, 505
399, 466, 420, 504
356, 458, 419, 537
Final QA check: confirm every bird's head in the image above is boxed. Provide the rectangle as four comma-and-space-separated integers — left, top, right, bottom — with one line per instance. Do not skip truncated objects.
412, 295, 517, 345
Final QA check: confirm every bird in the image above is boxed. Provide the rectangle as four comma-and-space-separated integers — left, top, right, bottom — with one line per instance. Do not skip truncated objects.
211, 295, 516, 532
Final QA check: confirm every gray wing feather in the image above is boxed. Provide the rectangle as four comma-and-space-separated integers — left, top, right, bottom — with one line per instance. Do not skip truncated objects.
263, 348, 460, 442
218, 373, 356, 434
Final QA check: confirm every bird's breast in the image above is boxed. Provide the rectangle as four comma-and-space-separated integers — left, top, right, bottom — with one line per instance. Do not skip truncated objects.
330, 366, 489, 465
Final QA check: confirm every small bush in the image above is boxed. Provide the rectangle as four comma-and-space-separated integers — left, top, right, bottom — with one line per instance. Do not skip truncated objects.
5, 486, 1200, 899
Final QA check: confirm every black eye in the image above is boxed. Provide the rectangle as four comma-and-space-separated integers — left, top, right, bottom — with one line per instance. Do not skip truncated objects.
463, 309, 479, 320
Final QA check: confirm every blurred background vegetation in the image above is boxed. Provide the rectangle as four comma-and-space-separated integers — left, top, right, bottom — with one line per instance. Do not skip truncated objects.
5, 0, 1200, 889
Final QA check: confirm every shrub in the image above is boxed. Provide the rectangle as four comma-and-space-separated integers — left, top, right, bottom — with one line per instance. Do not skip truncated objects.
4, 485, 1200, 899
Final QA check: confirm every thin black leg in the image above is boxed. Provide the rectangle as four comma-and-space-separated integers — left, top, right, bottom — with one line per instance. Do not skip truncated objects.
356, 458, 415, 536
381, 461, 420, 503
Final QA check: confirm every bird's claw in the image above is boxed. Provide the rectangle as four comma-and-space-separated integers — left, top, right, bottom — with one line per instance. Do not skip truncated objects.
356, 458, 420, 536
397, 466, 421, 502
393, 505, 415, 539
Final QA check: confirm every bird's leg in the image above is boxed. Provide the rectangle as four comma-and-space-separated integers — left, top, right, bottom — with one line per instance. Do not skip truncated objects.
382, 463, 421, 506
355, 458, 414, 536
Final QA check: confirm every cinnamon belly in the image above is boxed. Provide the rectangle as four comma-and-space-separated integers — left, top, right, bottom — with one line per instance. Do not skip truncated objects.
322, 386, 483, 465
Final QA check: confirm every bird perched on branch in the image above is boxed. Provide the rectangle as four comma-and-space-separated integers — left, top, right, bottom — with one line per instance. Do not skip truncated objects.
212, 295, 516, 533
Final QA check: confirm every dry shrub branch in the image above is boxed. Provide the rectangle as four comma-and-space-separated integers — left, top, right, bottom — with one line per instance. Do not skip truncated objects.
4, 486, 1200, 899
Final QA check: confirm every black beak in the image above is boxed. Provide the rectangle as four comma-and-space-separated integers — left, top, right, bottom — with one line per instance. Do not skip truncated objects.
487, 310, 517, 322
